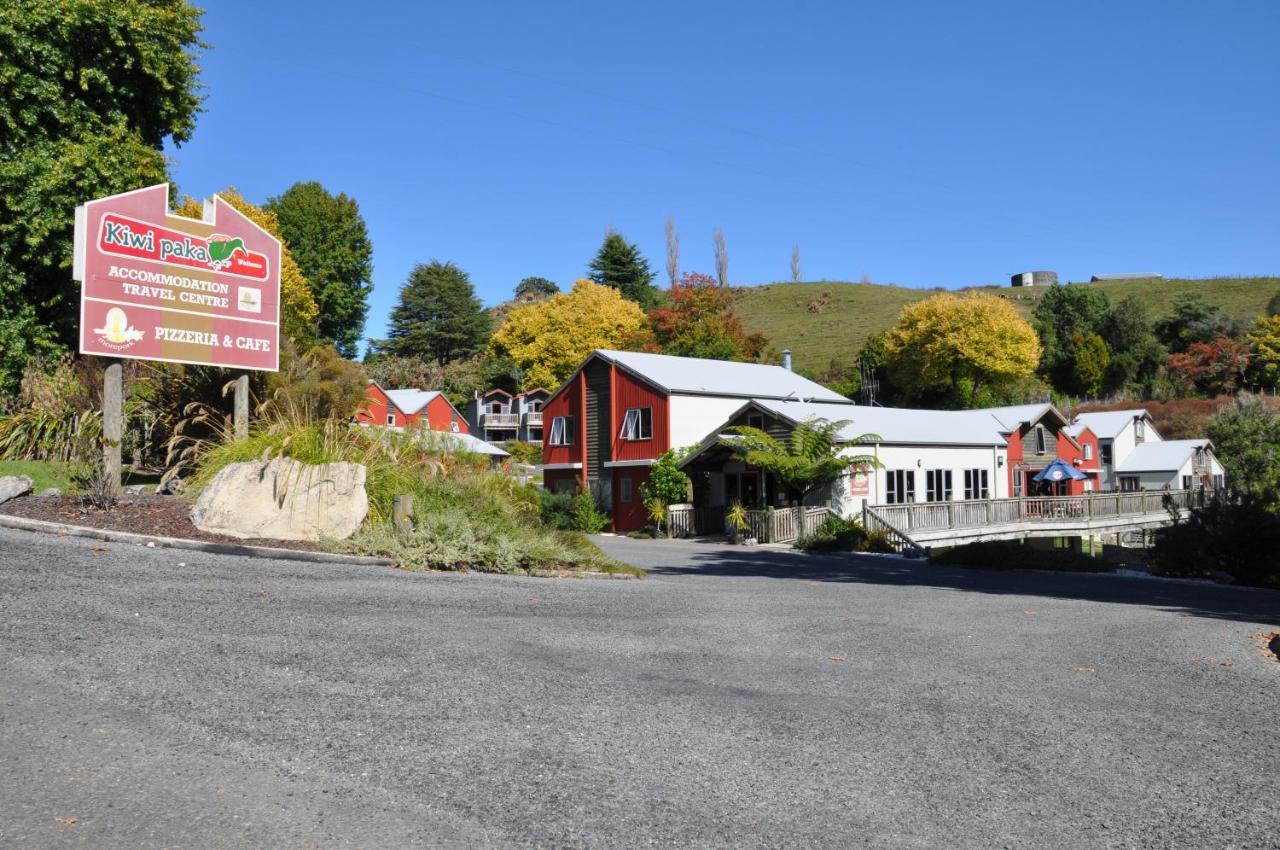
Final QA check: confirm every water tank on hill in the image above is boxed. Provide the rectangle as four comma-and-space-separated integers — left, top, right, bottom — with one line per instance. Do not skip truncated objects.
1011, 271, 1058, 287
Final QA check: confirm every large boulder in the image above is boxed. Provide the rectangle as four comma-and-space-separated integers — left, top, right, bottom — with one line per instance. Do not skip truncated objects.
0, 475, 33, 505
191, 457, 368, 542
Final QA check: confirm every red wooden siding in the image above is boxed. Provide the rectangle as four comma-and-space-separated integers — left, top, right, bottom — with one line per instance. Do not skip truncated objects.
610, 366, 670, 462
1057, 427, 1099, 495
1004, 426, 1022, 494
424, 395, 468, 433
541, 373, 585, 475
359, 384, 397, 427
611, 467, 651, 532
359, 384, 467, 433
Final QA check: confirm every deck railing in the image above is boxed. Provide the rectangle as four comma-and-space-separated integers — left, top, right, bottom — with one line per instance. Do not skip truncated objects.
482, 412, 519, 428
866, 489, 1200, 535
524, 411, 543, 426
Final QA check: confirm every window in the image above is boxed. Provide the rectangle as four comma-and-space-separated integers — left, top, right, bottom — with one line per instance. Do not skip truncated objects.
619, 477, 633, 503
548, 415, 575, 446
619, 407, 653, 440
386, 412, 396, 426
1100, 441, 1113, 465
528, 400, 541, 412
746, 413, 765, 430
1120, 476, 1140, 492
1083, 443, 1093, 461
1134, 418, 1146, 444
1013, 471, 1023, 498
1181, 475, 1192, 490
963, 469, 989, 500
450, 420, 459, 433
925, 470, 953, 502
1034, 425, 1048, 455
886, 470, 915, 504
1213, 474, 1224, 490
1084, 480, 1094, 492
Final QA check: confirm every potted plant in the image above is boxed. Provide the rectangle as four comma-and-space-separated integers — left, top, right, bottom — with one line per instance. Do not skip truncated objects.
725, 500, 751, 544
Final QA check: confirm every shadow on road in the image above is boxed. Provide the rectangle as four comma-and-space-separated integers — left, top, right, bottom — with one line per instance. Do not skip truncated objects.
644, 545, 1280, 626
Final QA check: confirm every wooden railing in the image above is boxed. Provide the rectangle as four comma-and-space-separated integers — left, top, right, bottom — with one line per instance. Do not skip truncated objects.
862, 505, 925, 555
866, 489, 1200, 536
482, 412, 519, 428
524, 411, 543, 426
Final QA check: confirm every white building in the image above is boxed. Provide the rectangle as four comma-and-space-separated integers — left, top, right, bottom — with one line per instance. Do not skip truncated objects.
1071, 409, 1161, 490
1113, 439, 1225, 492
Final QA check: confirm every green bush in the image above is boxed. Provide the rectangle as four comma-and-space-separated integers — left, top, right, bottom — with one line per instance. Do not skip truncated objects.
796, 515, 871, 552
1151, 494, 1280, 588
572, 491, 610, 534
864, 529, 896, 553
501, 440, 543, 466
930, 540, 1112, 573
539, 489, 578, 530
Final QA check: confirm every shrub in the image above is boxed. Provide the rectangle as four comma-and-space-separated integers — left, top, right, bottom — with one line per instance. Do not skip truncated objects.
572, 490, 610, 534
1151, 495, 1280, 588
502, 440, 543, 466
864, 530, 897, 553
796, 515, 871, 552
930, 540, 1111, 572
539, 489, 578, 530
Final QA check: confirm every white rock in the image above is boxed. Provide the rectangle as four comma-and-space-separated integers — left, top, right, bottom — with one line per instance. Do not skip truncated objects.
190, 457, 368, 542
0, 475, 33, 505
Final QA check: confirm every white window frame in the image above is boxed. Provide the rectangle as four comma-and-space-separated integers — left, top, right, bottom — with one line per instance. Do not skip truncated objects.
386, 412, 396, 426
1100, 441, 1113, 465
926, 469, 953, 503
1134, 418, 1146, 443
1035, 425, 1048, 455
548, 415, 575, 446
1181, 475, 1192, 490
1120, 475, 1141, 492
963, 469, 989, 500
886, 470, 915, 505
746, 413, 765, 431
1083, 443, 1093, 461
619, 407, 653, 441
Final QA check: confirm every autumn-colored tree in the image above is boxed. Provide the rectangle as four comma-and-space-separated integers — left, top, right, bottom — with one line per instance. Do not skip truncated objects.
1246, 315, 1280, 391
1165, 335, 1251, 396
177, 189, 318, 348
883, 292, 1041, 407
1071, 332, 1110, 398
647, 272, 767, 361
489, 279, 651, 390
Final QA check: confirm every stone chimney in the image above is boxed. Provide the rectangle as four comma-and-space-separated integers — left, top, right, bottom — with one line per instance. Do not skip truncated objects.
781, 349, 792, 371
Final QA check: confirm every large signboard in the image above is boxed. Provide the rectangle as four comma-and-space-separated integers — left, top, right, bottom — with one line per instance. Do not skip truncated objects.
74, 184, 281, 371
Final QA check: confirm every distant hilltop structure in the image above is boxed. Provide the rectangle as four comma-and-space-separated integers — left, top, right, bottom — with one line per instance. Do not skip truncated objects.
1010, 270, 1057, 287
1091, 273, 1163, 282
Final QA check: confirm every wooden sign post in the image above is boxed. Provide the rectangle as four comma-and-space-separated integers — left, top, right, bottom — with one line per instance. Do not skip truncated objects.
234, 373, 249, 440
102, 360, 123, 496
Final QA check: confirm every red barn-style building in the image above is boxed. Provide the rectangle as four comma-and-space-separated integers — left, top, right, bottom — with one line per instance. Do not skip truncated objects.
985, 404, 1100, 496
359, 383, 468, 433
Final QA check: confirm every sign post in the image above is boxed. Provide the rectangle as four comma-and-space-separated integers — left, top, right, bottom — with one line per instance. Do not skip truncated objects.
74, 184, 281, 490
102, 360, 123, 495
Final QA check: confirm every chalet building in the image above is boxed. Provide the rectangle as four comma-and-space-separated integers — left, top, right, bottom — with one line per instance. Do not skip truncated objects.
359, 383, 467, 433
679, 399, 1013, 523
465, 388, 550, 445
982, 404, 1101, 497
1113, 439, 1225, 492
1070, 409, 1160, 491
541, 350, 845, 532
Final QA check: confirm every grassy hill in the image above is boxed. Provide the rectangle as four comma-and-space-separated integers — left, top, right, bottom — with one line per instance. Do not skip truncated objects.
733, 277, 1280, 374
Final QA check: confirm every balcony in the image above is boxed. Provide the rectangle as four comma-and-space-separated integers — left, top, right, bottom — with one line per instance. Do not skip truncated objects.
524, 411, 543, 426
482, 412, 519, 429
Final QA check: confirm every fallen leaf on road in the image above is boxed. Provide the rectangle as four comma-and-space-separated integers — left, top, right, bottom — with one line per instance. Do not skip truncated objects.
528, 595, 542, 603
829, 655, 846, 662
55, 817, 76, 826
1072, 666, 1096, 673
90, 547, 107, 556
1024, 611, 1038, 616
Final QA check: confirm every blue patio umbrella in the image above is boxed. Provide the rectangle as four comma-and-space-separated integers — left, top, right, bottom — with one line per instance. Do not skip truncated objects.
1032, 458, 1087, 483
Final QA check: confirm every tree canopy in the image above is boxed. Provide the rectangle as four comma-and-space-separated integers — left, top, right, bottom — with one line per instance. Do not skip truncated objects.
588, 231, 661, 309
0, 0, 205, 397
647, 272, 767, 361
1100, 295, 1166, 395
379, 261, 491, 365
883, 292, 1041, 407
1032, 284, 1111, 393
1155, 293, 1243, 353
266, 182, 373, 358
515, 276, 559, 299
1246, 315, 1280, 391
489, 279, 651, 390
1208, 396, 1280, 503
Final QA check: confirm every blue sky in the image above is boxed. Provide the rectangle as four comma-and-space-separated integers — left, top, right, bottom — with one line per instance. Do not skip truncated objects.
168, 1, 1279, 347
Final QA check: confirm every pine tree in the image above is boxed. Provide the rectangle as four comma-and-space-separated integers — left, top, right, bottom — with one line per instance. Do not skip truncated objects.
588, 232, 661, 309
379, 262, 491, 365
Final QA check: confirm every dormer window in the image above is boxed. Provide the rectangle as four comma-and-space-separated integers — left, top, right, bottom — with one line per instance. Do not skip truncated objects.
747, 413, 765, 431
1035, 425, 1047, 455
1134, 418, 1146, 444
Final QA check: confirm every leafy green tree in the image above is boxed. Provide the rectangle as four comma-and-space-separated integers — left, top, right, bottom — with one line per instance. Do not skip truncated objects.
639, 449, 692, 506
0, 1, 205, 396
1246, 315, 1280, 391
266, 182, 374, 358
1100, 295, 1166, 394
1032, 284, 1110, 392
719, 418, 880, 503
1071, 332, 1110, 398
1207, 396, 1280, 503
515, 277, 559, 299
378, 262, 492, 365
1155, 293, 1244, 353
588, 231, 661, 309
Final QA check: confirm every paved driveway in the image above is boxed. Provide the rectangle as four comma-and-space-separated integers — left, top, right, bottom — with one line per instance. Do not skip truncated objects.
1, 527, 1278, 848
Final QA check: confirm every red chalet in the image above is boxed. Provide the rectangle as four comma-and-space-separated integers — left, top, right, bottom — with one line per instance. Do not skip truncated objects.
359, 382, 468, 433
541, 349, 845, 532
984, 404, 1101, 496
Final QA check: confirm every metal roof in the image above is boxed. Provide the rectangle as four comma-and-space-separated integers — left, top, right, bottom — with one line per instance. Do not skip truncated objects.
978, 403, 1061, 432
417, 430, 510, 457
1071, 410, 1149, 440
594, 350, 847, 402
384, 388, 442, 415
1115, 440, 1210, 473
748, 399, 1010, 446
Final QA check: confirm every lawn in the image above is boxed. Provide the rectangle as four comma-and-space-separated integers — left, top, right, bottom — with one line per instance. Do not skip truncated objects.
0, 460, 160, 494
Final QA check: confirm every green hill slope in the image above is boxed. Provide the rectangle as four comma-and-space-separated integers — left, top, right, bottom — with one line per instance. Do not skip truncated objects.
733, 277, 1280, 374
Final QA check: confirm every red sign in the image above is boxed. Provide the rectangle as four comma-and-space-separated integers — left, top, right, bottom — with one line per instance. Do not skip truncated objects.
74, 184, 281, 371
849, 466, 871, 497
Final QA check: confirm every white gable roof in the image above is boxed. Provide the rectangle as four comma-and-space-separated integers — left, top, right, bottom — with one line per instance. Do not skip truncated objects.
749, 399, 1009, 447
980, 403, 1061, 432
1115, 439, 1210, 473
1073, 410, 1150, 440
419, 430, 510, 457
596, 350, 847, 402
385, 389, 442, 415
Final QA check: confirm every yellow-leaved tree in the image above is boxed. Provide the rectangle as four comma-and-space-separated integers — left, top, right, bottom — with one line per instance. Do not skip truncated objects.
884, 291, 1041, 406
490, 279, 651, 390
177, 188, 319, 348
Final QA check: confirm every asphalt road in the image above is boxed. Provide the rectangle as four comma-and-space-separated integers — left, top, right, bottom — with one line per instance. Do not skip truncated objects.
2, 527, 1278, 849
